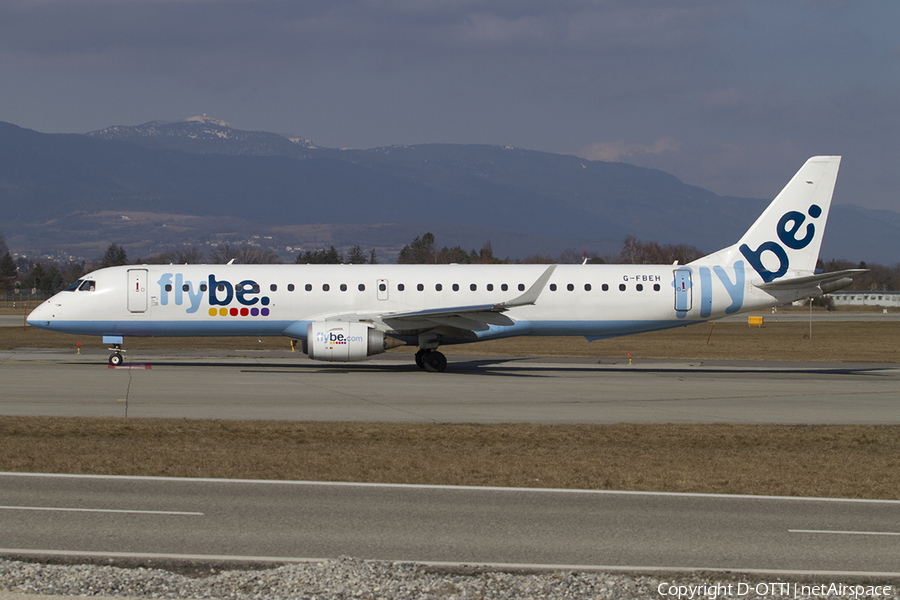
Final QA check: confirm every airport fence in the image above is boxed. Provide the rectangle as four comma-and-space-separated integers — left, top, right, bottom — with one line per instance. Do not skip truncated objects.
0, 292, 53, 310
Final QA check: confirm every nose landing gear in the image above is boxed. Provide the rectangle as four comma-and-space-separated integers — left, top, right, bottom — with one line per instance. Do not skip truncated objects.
108, 345, 125, 366
103, 335, 127, 367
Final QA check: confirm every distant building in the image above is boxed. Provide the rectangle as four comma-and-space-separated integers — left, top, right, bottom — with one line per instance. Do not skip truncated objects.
829, 291, 900, 308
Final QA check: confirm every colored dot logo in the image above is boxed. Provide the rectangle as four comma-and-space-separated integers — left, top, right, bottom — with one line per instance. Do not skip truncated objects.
208, 307, 270, 317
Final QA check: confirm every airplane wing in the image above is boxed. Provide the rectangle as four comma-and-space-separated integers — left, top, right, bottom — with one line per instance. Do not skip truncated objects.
325, 264, 557, 333
754, 269, 867, 291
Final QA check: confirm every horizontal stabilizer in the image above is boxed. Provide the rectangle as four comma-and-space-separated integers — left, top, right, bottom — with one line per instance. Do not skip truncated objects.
754, 269, 867, 291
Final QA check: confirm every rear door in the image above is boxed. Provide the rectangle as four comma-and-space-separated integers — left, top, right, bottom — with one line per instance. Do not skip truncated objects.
674, 268, 692, 313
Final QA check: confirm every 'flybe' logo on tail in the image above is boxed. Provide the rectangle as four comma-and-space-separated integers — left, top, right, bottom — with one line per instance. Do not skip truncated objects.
739, 204, 821, 283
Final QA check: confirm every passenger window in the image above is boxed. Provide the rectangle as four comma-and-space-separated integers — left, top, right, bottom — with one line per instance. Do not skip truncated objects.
201, 284, 208, 292
323, 284, 330, 291
452, 283, 459, 291
305, 284, 312, 292
235, 284, 243, 292
567, 284, 574, 291
417, 283, 424, 291
653, 284, 660, 291
436, 283, 443, 291
165, 284, 173, 292
470, 283, 477, 291
270, 284, 277, 292
619, 284, 626, 291
602, 284, 609, 291
359, 284, 366, 292
182, 284, 190, 292
550, 284, 557, 291
252, 284, 260, 293
340, 284, 347, 292
487, 284, 494, 291
584, 284, 592, 291
398, 283, 405, 291
288, 284, 295, 292
501, 284, 508, 292
518, 284, 525, 291
218, 284, 226, 292
636, 284, 643, 291
379, 283, 387, 292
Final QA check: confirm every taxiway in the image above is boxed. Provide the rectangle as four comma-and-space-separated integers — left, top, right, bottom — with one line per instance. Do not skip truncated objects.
2, 473, 899, 575
0, 349, 898, 423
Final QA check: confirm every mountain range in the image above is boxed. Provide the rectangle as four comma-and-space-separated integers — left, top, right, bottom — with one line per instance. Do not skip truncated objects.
1, 117, 897, 264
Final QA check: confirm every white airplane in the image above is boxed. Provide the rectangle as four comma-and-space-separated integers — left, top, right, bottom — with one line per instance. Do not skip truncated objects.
28, 156, 863, 372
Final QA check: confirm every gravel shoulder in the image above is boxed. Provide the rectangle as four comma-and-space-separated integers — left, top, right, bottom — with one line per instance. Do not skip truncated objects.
4, 557, 898, 600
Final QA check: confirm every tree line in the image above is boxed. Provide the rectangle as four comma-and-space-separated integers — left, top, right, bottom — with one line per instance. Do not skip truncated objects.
2, 229, 898, 297
0, 235, 382, 296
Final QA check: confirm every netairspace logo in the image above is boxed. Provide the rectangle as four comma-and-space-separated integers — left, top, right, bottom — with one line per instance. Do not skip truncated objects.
656, 581, 893, 599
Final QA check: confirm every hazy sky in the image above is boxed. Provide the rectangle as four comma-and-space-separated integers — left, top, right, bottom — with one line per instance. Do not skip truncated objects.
2, 0, 898, 210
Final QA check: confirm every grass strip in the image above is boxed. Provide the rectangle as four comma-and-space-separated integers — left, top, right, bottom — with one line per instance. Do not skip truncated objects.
2, 418, 898, 500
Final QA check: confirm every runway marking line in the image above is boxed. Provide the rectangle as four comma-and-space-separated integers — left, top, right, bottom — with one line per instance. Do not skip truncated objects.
107, 365, 151, 370
3, 472, 900, 504
0, 505, 202, 516
789, 529, 900, 536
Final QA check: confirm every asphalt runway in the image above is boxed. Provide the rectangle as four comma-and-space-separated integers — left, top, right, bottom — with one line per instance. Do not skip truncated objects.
2, 472, 899, 575
1, 348, 898, 423
0, 316, 28, 328
3, 347, 899, 576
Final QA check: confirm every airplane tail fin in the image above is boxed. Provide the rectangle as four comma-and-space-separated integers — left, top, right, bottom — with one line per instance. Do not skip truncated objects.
692, 156, 841, 283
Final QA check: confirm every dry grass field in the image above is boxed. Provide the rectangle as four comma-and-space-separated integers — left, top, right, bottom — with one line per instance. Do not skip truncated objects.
2, 418, 899, 500
2, 311, 899, 499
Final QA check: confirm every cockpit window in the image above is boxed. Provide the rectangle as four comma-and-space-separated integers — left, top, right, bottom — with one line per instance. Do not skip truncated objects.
78, 280, 96, 292
64, 279, 84, 292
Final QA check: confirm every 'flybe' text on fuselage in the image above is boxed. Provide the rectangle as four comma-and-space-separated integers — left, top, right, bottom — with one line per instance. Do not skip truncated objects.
157, 274, 271, 315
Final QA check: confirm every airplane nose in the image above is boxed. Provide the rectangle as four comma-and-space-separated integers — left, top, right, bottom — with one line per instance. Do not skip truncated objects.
27, 303, 52, 329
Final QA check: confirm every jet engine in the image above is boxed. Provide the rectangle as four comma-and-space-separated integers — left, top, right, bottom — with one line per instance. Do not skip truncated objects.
304, 322, 401, 362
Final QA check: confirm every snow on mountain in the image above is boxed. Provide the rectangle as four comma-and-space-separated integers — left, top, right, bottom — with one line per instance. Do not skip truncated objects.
86, 117, 317, 156
184, 114, 231, 128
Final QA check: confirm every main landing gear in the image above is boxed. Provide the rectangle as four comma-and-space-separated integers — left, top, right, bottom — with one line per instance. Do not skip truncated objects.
415, 349, 447, 372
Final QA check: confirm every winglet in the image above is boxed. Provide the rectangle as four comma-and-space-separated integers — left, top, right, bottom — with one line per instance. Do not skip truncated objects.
494, 264, 557, 310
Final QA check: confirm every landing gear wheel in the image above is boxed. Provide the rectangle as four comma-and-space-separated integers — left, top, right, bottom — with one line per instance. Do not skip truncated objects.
415, 349, 427, 370
422, 350, 447, 373
109, 352, 124, 367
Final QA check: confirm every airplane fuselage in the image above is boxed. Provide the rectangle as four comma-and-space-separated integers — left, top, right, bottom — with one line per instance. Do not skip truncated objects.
29, 262, 798, 342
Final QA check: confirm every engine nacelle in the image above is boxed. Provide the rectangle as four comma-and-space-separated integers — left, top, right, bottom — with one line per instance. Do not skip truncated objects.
305, 322, 395, 362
